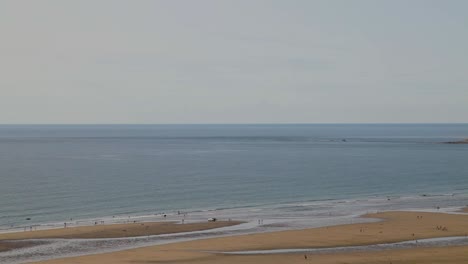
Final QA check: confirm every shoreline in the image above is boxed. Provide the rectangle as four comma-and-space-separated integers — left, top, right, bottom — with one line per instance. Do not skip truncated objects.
0, 220, 241, 255
3, 191, 466, 235
460, 206, 468, 213
445, 138, 468, 144
0, 220, 241, 241
8, 210, 466, 264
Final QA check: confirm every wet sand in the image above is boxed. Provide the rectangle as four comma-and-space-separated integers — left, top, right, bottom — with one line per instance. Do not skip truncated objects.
0, 221, 240, 252
0, 240, 44, 253
32, 211, 468, 264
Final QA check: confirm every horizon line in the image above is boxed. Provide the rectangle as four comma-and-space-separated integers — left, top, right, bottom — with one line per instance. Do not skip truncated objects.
0, 122, 467, 126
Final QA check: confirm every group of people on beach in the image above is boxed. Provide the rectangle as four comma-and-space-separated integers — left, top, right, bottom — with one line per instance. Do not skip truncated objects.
436, 225, 448, 231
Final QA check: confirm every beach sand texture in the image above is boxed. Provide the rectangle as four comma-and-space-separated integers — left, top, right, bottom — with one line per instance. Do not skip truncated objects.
0, 221, 241, 240
0, 221, 240, 253
37, 246, 468, 264
29, 211, 468, 264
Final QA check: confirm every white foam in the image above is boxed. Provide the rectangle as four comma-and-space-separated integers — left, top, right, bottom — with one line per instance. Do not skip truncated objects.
1, 193, 467, 264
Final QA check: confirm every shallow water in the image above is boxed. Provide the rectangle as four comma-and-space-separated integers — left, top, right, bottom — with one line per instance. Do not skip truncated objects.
1, 194, 467, 264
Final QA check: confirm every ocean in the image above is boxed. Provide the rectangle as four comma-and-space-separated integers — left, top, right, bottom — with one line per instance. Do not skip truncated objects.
0, 124, 467, 231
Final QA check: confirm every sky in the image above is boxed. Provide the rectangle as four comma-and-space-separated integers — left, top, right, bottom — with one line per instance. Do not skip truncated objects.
1, 0, 467, 124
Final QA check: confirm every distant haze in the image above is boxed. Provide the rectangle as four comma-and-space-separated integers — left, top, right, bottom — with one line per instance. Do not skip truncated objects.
1, 0, 467, 124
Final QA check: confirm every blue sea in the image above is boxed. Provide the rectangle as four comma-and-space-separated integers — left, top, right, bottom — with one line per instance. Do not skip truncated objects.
0, 124, 467, 231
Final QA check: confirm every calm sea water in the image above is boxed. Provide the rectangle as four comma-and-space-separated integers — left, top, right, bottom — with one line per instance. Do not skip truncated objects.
1, 124, 467, 229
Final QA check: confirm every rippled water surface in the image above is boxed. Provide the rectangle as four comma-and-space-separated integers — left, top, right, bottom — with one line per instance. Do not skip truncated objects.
1, 124, 467, 228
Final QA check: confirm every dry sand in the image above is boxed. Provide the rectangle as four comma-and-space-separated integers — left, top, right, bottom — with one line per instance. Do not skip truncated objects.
36, 245, 468, 264
32, 211, 468, 264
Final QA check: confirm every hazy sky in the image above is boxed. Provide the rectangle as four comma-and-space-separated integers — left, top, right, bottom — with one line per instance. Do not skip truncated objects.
1, 0, 467, 124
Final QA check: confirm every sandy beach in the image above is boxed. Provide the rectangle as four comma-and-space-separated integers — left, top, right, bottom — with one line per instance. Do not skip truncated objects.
24, 210, 468, 264
0, 220, 240, 253
36, 245, 468, 264
0, 220, 241, 240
